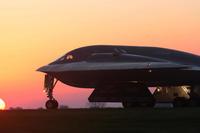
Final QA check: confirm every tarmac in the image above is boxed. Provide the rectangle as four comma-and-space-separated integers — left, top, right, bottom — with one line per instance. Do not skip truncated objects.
0, 108, 200, 133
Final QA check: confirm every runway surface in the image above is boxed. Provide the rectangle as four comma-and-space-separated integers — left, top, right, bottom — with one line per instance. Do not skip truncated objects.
0, 108, 200, 133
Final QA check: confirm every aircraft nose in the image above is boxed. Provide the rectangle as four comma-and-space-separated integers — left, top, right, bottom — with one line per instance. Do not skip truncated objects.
37, 65, 50, 73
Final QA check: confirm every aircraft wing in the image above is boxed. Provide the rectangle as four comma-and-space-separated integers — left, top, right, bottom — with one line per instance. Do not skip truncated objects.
38, 61, 191, 72
77, 62, 190, 71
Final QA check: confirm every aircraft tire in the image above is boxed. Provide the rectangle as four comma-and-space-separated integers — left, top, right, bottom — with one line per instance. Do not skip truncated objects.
189, 99, 200, 107
173, 97, 188, 107
145, 100, 155, 107
45, 99, 59, 109
122, 102, 139, 108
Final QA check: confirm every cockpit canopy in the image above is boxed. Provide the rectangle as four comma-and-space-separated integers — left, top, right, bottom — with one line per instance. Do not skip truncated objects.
51, 46, 165, 64
50, 45, 200, 66
50, 47, 129, 64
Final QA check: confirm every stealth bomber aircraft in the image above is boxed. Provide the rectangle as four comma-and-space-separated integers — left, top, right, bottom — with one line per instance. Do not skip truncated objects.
37, 45, 200, 109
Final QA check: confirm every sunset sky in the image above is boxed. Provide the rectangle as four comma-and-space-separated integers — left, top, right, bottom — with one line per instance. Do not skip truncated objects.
0, 0, 200, 109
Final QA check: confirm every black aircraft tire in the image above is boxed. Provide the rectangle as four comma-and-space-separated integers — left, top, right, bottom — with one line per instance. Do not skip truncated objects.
122, 102, 139, 108
145, 100, 155, 107
189, 99, 200, 107
173, 97, 188, 107
189, 100, 198, 107
46, 99, 59, 109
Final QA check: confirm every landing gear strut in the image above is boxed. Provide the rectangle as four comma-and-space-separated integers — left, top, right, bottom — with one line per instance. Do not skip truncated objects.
44, 74, 59, 109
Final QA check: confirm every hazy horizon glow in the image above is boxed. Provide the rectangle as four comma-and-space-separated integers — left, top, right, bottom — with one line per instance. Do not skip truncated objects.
0, 0, 200, 108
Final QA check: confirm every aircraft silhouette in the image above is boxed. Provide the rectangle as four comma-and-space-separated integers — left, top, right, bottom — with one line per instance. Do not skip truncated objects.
37, 45, 200, 109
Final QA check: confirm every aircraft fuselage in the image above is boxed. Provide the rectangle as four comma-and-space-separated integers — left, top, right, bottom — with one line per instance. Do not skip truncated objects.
37, 45, 200, 108
38, 45, 200, 88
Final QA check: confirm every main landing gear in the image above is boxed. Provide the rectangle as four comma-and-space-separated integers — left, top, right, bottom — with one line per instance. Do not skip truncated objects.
44, 74, 59, 109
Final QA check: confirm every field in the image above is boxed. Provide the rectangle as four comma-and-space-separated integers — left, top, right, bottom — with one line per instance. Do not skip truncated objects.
0, 108, 200, 133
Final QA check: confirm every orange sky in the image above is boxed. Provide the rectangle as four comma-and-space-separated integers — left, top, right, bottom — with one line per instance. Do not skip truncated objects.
0, 0, 200, 109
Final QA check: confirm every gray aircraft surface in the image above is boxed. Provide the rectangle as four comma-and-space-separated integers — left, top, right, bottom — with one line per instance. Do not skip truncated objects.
37, 45, 200, 109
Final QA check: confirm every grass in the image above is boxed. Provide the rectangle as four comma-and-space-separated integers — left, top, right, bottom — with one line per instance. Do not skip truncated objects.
0, 108, 200, 133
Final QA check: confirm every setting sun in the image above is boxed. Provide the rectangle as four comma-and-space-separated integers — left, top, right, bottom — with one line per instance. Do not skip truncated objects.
0, 98, 6, 110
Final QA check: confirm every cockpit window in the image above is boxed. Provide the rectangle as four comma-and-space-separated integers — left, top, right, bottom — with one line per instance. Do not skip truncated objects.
59, 57, 65, 61
66, 55, 74, 60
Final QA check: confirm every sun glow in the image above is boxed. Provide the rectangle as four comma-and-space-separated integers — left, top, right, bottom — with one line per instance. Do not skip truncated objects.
0, 99, 6, 110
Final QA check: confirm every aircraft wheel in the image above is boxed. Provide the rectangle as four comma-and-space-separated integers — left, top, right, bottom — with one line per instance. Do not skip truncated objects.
189, 100, 198, 107
145, 100, 155, 107
122, 102, 138, 108
189, 99, 200, 107
173, 97, 188, 107
45, 99, 59, 109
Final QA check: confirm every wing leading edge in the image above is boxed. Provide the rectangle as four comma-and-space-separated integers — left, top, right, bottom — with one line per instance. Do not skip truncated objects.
37, 61, 190, 73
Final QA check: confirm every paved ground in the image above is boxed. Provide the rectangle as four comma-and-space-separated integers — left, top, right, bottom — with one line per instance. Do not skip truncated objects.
0, 108, 200, 133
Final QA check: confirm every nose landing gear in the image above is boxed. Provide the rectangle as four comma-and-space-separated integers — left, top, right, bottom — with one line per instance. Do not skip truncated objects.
46, 99, 59, 109
44, 74, 59, 109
